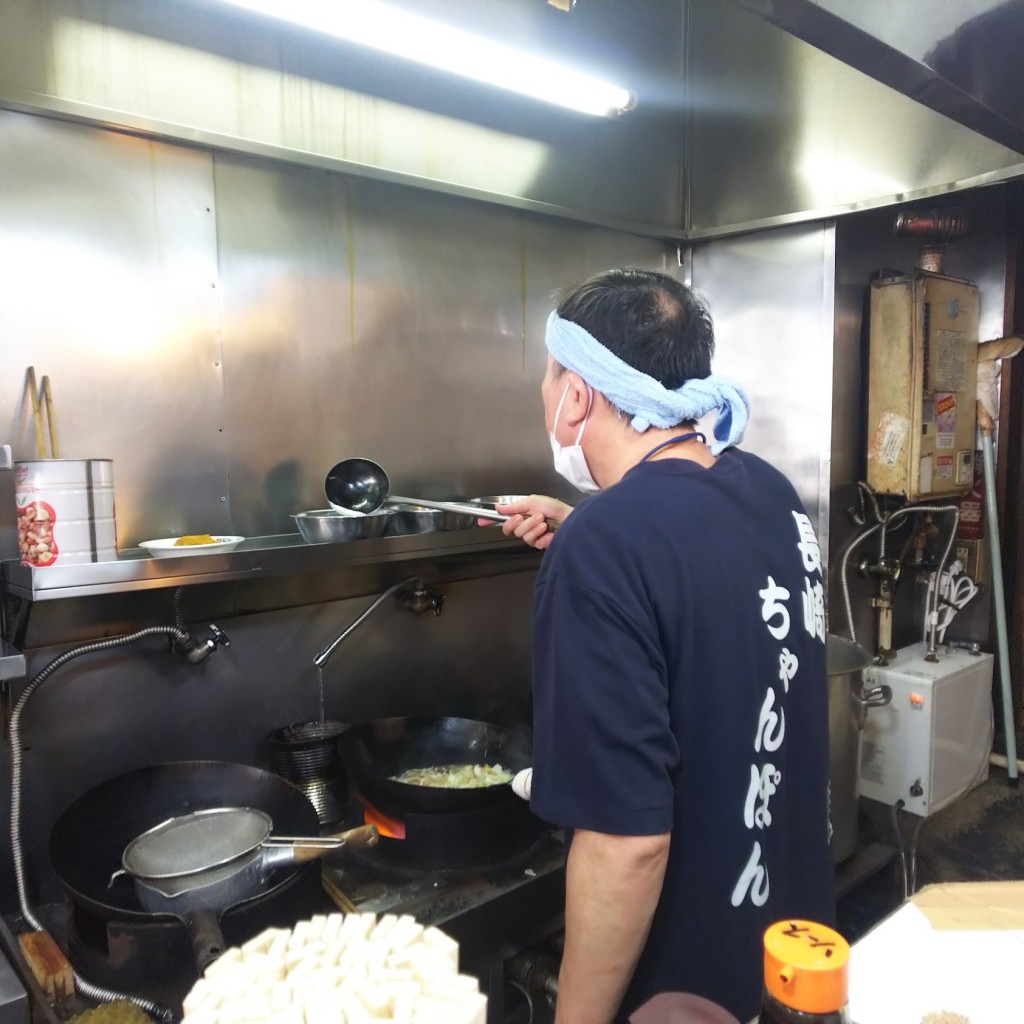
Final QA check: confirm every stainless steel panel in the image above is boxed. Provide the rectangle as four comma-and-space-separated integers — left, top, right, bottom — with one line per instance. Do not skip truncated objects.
213, 151, 675, 535
0, 0, 686, 234
732, 0, 1024, 153
688, 0, 1024, 237
690, 222, 836, 536
0, 109, 226, 546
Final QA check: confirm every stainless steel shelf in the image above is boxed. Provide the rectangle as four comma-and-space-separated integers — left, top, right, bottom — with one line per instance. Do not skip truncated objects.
1, 529, 537, 602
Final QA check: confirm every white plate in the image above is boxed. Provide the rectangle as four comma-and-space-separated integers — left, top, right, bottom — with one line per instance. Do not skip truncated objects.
139, 536, 245, 557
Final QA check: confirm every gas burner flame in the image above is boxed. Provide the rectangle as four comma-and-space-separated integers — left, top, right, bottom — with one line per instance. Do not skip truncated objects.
359, 797, 406, 840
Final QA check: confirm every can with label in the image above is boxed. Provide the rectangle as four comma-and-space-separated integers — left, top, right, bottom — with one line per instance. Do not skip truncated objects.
14, 459, 117, 567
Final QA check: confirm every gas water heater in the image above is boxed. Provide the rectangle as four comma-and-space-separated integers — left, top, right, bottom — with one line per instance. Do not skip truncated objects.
866, 271, 979, 500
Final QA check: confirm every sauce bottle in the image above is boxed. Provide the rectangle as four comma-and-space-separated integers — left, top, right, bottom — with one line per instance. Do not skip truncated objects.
759, 920, 851, 1024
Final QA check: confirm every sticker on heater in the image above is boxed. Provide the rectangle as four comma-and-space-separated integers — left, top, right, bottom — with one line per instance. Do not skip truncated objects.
934, 330, 968, 392
934, 392, 957, 450
869, 411, 910, 467
935, 455, 954, 480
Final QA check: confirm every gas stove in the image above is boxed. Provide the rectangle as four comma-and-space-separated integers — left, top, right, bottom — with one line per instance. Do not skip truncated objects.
5, 820, 565, 1024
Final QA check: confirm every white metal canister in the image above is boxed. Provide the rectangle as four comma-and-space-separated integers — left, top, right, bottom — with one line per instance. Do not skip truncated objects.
14, 459, 117, 567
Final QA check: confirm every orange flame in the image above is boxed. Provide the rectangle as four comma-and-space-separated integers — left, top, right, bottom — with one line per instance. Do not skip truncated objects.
359, 798, 406, 840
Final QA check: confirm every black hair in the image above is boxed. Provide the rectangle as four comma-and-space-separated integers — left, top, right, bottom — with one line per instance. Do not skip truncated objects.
555, 268, 714, 389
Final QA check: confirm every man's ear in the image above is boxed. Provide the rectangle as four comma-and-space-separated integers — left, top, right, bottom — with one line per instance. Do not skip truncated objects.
561, 373, 592, 429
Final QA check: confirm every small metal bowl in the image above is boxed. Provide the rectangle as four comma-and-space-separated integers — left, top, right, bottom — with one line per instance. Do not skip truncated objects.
468, 494, 529, 510
385, 503, 476, 535
292, 509, 395, 544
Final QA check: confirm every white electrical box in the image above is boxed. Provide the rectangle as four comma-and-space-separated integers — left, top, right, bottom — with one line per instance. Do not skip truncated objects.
859, 643, 993, 817
866, 271, 979, 500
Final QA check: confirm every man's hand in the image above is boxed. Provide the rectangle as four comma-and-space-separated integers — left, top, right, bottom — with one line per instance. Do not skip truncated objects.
480, 494, 572, 551
555, 829, 670, 1024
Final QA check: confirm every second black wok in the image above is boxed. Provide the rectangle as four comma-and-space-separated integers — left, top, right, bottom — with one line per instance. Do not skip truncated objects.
337, 716, 532, 815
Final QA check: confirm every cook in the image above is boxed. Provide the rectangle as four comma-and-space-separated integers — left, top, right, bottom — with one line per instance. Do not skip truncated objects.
495, 269, 835, 1023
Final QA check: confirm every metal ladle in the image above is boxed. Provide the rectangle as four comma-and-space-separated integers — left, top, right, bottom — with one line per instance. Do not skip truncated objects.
325, 457, 537, 524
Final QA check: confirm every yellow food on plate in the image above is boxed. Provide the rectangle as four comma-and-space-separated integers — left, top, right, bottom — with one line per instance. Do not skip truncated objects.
174, 534, 218, 546
390, 763, 514, 788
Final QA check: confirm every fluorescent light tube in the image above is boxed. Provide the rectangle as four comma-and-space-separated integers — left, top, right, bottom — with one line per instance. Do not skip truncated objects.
204, 0, 634, 116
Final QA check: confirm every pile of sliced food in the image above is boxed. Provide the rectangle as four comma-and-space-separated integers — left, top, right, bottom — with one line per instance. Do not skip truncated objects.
389, 763, 513, 788
181, 912, 485, 1024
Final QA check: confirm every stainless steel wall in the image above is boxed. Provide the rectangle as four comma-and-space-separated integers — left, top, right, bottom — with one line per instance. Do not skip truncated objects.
0, 108, 674, 548
0, 0, 686, 236
690, 222, 836, 541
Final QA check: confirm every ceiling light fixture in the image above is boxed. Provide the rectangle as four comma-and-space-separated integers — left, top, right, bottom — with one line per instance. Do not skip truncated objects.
202, 0, 634, 117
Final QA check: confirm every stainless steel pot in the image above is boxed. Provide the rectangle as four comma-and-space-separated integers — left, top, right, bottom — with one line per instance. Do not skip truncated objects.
827, 635, 891, 864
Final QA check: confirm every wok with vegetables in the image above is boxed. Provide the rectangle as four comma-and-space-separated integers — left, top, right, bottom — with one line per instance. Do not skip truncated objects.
338, 716, 532, 815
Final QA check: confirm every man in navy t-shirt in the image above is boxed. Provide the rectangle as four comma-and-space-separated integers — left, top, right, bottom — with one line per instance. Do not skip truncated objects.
497, 269, 835, 1024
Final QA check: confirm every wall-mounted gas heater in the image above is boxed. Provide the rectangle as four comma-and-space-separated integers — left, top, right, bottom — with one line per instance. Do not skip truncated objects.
866, 270, 979, 501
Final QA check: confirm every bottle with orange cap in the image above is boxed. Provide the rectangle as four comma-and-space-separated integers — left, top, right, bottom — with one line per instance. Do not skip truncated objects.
759, 920, 851, 1024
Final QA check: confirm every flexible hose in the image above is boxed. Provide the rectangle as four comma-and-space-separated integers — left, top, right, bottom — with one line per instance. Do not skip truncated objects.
10, 626, 190, 1023
838, 523, 880, 644
907, 815, 927, 895
890, 800, 908, 901
173, 588, 187, 635
837, 503, 958, 648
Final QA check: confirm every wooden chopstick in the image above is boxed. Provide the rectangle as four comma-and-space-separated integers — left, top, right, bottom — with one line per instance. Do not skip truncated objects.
41, 375, 59, 459
26, 367, 46, 459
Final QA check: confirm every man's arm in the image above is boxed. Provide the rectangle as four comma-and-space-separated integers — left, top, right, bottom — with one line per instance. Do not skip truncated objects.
555, 829, 671, 1024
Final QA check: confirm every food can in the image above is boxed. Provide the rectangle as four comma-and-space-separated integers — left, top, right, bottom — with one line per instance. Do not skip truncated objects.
14, 459, 117, 567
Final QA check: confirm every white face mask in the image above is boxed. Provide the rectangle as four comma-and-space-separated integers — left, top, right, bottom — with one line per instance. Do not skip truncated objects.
549, 381, 600, 494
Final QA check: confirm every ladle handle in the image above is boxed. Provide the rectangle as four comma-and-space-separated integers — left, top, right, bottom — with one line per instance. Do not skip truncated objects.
388, 496, 561, 530
288, 824, 380, 863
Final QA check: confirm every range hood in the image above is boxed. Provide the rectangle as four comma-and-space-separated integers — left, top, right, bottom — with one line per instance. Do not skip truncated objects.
732, 0, 1024, 154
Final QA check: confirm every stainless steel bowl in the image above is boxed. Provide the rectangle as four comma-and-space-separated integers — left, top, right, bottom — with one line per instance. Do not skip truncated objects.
468, 494, 529, 509
385, 503, 476, 535
292, 509, 394, 543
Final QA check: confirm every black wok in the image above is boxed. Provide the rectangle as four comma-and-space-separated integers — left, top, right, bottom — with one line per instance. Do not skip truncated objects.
49, 761, 319, 926
337, 716, 532, 816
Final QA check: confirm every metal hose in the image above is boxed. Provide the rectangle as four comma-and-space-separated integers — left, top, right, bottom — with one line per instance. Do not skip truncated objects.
837, 503, 958, 649
10, 626, 190, 1023
838, 522, 880, 644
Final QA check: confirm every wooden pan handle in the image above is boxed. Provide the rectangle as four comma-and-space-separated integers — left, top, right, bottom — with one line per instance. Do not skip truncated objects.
290, 824, 380, 863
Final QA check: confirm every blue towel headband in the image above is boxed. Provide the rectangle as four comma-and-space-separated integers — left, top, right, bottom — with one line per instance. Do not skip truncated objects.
544, 312, 750, 455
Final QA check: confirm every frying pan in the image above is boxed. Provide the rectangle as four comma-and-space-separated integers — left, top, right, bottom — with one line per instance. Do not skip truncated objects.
114, 809, 376, 971
114, 807, 375, 893
337, 716, 532, 816
48, 761, 319, 926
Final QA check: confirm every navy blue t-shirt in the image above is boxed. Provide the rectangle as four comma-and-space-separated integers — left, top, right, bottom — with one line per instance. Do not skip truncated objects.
530, 449, 835, 1023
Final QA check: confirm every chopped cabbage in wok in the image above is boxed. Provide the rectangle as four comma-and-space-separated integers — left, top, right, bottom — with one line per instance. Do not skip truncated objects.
390, 763, 514, 788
